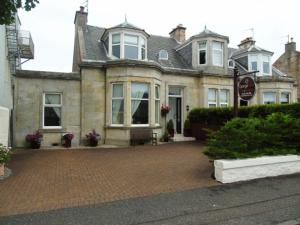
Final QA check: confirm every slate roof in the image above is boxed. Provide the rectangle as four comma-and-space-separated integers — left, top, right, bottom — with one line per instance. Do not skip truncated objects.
190, 28, 230, 42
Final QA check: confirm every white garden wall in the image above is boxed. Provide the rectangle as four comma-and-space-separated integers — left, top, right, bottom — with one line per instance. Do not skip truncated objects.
0, 106, 9, 146
214, 155, 300, 183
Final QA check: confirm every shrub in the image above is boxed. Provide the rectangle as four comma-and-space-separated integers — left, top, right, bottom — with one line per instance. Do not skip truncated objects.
86, 129, 100, 146
26, 131, 43, 149
204, 113, 300, 160
0, 144, 11, 164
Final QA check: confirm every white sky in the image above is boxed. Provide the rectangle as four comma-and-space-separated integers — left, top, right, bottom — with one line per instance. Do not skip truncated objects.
19, 0, 300, 72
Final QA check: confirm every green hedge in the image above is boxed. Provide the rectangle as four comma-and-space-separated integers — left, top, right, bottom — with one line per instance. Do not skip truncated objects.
204, 113, 300, 159
188, 103, 300, 126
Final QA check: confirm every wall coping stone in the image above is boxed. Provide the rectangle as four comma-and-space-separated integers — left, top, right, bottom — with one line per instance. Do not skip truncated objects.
15, 70, 80, 81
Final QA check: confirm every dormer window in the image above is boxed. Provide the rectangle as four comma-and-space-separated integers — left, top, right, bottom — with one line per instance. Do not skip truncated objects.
159, 50, 168, 60
198, 41, 207, 65
249, 54, 258, 71
107, 32, 147, 60
228, 59, 235, 68
212, 41, 223, 66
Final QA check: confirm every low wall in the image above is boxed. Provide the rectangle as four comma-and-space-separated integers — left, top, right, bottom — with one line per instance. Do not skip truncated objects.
0, 106, 9, 146
214, 155, 300, 183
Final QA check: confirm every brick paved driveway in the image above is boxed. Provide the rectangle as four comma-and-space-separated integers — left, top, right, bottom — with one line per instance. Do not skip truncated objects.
0, 142, 218, 216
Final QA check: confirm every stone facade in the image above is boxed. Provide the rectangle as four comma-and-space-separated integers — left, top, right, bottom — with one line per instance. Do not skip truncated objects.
274, 40, 300, 100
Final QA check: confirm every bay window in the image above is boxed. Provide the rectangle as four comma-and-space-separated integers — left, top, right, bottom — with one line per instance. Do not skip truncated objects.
155, 85, 160, 124
141, 37, 146, 60
208, 88, 217, 107
131, 83, 149, 125
212, 41, 223, 66
263, 92, 276, 104
249, 55, 258, 71
198, 41, 207, 65
112, 83, 124, 124
43, 93, 62, 128
262, 55, 270, 74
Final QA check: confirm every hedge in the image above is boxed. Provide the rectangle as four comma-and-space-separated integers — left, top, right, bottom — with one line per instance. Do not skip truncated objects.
204, 113, 300, 159
188, 103, 300, 126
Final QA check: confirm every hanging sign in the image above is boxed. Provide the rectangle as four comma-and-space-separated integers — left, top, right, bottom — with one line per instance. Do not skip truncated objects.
238, 77, 256, 101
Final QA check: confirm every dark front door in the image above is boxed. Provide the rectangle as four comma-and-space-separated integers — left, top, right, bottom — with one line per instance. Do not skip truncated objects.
176, 98, 182, 134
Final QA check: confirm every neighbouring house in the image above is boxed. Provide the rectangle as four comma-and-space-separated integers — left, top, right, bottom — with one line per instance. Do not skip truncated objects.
274, 38, 300, 102
0, 15, 34, 147
13, 7, 297, 147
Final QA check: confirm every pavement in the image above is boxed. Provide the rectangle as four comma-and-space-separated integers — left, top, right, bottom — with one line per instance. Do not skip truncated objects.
0, 142, 217, 216
0, 173, 299, 225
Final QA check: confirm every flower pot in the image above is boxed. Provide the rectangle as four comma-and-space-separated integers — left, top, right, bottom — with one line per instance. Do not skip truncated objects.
64, 139, 72, 148
168, 129, 175, 137
30, 140, 41, 149
184, 128, 192, 137
89, 139, 98, 147
0, 163, 4, 176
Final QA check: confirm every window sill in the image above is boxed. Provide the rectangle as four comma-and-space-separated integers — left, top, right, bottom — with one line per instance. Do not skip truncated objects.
39, 127, 66, 133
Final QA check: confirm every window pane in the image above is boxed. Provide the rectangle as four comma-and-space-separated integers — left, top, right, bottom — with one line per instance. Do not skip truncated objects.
132, 100, 148, 124
131, 83, 149, 99
141, 48, 146, 60
213, 51, 222, 66
213, 41, 222, 50
112, 84, 123, 98
169, 87, 181, 96
208, 89, 217, 102
281, 93, 289, 104
220, 90, 228, 103
209, 104, 216, 108
112, 99, 124, 124
112, 45, 120, 58
199, 50, 206, 64
264, 92, 276, 104
112, 34, 120, 44
251, 62, 257, 71
125, 45, 138, 59
155, 100, 160, 124
125, 34, 138, 45
159, 50, 168, 60
199, 41, 206, 50
263, 62, 270, 74
44, 107, 61, 126
45, 94, 61, 105
155, 85, 160, 99
141, 37, 145, 48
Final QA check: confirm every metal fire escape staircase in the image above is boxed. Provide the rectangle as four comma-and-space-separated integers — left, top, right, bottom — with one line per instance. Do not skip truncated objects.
5, 21, 34, 75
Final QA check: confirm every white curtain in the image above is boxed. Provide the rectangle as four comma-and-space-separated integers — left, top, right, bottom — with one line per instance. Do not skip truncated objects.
131, 83, 148, 116
112, 100, 123, 124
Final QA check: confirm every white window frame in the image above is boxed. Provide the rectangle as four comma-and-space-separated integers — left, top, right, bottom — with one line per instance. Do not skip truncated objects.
158, 50, 168, 60
155, 85, 160, 125
109, 31, 147, 60
249, 54, 258, 72
212, 41, 223, 67
124, 34, 139, 60
43, 93, 62, 129
198, 41, 207, 65
280, 92, 290, 104
131, 82, 150, 127
263, 92, 276, 105
220, 89, 229, 107
111, 83, 124, 126
208, 88, 218, 108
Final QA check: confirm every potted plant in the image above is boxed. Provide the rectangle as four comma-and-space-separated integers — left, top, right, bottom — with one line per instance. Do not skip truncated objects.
25, 131, 43, 149
183, 119, 192, 137
160, 131, 170, 142
161, 105, 171, 117
0, 143, 11, 177
167, 119, 175, 137
86, 129, 100, 147
62, 133, 74, 148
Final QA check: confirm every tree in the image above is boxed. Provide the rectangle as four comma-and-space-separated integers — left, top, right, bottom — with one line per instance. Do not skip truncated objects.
0, 0, 39, 25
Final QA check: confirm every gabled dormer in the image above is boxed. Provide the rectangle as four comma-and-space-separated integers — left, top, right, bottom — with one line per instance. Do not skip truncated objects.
231, 37, 273, 76
100, 19, 149, 60
176, 27, 229, 74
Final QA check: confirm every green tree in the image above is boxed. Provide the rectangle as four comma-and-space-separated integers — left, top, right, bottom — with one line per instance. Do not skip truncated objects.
0, 0, 39, 25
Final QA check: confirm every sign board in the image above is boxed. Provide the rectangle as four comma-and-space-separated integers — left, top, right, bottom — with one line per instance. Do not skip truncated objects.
238, 77, 256, 101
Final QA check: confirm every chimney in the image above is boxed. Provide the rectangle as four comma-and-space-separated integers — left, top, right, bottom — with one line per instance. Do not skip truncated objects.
285, 37, 296, 53
238, 37, 256, 49
74, 6, 87, 28
169, 24, 186, 43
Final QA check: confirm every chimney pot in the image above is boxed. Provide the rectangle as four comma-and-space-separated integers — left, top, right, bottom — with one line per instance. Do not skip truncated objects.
80, 6, 84, 13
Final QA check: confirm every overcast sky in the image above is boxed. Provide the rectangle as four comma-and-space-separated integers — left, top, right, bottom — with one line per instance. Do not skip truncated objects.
18, 0, 300, 72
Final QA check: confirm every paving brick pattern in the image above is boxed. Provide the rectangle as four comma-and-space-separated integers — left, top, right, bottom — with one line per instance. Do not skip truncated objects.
0, 142, 217, 216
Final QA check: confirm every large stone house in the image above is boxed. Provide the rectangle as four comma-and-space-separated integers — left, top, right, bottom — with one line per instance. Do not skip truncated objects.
13, 7, 297, 147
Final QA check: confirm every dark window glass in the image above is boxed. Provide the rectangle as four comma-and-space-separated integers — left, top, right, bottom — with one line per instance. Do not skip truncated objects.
199, 51, 206, 64
44, 107, 61, 126
131, 100, 148, 124
125, 45, 138, 59
112, 45, 120, 58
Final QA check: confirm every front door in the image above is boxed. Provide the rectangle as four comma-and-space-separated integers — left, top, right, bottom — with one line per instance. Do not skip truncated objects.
176, 98, 182, 133
169, 96, 182, 134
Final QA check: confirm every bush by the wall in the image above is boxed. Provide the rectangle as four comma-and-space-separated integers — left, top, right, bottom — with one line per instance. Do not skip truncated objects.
204, 113, 300, 159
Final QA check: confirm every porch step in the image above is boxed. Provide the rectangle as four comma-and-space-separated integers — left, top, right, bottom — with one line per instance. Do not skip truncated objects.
172, 135, 195, 142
